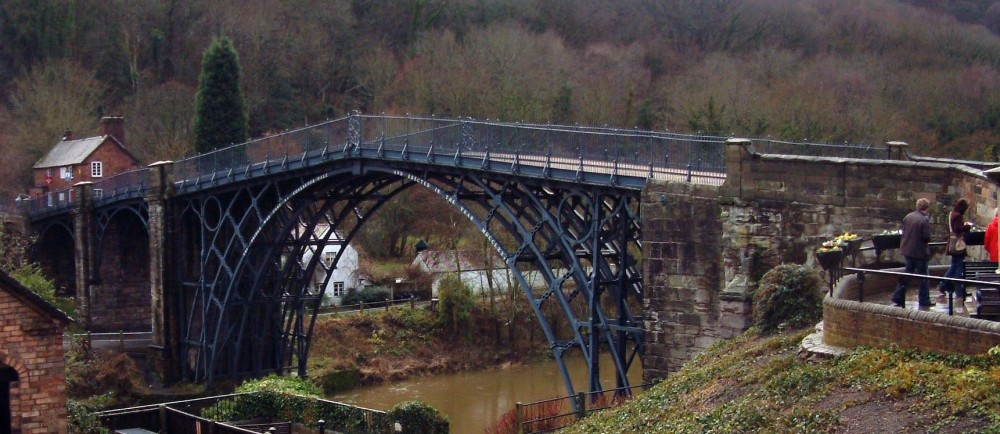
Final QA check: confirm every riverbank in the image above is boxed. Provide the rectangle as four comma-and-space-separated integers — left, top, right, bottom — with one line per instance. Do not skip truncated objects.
559, 327, 1000, 433
307, 298, 553, 390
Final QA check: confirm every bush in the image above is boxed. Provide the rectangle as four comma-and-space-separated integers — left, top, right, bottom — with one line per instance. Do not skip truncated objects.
752, 264, 823, 334
388, 401, 449, 434
235, 374, 321, 396
316, 367, 361, 394
436, 274, 474, 335
341, 286, 391, 306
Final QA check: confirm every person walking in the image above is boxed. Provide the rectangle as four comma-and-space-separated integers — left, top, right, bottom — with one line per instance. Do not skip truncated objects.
892, 198, 933, 308
939, 198, 972, 302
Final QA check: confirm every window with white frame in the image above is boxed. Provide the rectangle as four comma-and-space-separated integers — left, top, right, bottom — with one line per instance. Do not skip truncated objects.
323, 251, 335, 267
312, 282, 323, 294
60, 166, 73, 180
332, 282, 345, 297
91, 161, 103, 177
93, 189, 103, 199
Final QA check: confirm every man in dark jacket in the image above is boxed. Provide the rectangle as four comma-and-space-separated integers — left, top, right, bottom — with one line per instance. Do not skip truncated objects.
892, 198, 933, 308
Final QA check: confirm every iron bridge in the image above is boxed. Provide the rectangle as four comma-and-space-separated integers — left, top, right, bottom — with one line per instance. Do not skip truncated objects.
27, 113, 732, 403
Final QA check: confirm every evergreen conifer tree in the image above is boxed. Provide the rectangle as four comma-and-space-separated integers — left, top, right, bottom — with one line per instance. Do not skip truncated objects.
193, 37, 248, 153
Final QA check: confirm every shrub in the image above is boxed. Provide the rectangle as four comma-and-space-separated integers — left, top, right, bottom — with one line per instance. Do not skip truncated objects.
235, 374, 321, 396
387, 401, 449, 434
752, 264, 823, 334
436, 274, 474, 336
341, 286, 391, 306
316, 367, 361, 394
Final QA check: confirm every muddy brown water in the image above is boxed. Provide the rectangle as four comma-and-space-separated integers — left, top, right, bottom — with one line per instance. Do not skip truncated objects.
329, 353, 643, 433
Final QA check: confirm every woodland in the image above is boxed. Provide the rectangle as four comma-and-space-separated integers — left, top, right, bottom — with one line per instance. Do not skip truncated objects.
3, 0, 1000, 258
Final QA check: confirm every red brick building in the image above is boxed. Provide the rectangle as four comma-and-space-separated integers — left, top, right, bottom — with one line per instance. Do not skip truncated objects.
29, 116, 141, 202
0, 270, 72, 434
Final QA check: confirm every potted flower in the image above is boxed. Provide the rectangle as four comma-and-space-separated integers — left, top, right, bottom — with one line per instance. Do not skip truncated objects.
832, 232, 861, 256
815, 243, 844, 270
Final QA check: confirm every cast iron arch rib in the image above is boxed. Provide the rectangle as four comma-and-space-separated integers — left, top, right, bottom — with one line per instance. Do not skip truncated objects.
176, 159, 643, 405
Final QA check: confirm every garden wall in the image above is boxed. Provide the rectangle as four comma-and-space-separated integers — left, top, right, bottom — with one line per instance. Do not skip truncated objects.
825, 273, 1000, 355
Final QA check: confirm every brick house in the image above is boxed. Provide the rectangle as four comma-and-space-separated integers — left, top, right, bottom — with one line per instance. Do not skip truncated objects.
29, 116, 141, 203
0, 270, 72, 434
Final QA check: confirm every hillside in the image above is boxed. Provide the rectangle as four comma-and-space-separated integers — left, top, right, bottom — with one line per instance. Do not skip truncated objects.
2, 1, 1000, 202
559, 328, 1000, 433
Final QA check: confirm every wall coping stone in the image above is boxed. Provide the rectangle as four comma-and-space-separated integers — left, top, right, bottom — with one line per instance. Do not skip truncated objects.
827, 272, 1000, 334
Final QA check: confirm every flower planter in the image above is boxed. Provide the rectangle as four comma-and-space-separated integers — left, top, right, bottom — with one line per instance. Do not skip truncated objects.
872, 234, 901, 251
964, 230, 985, 246
816, 249, 844, 270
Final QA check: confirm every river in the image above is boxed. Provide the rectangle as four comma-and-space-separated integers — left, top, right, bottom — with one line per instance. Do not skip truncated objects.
329, 353, 643, 433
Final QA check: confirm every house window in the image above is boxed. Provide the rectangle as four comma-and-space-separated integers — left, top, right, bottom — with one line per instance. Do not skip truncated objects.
93, 189, 103, 199
91, 161, 103, 178
333, 282, 345, 297
60, 166, 73, 180
46, 193, 53, 207
57, 192, 65, 203
323, 251, 335, 267
312, 282, 323, 295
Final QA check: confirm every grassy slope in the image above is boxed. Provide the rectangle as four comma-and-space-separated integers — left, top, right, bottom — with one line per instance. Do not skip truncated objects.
561, 328, 1000, 433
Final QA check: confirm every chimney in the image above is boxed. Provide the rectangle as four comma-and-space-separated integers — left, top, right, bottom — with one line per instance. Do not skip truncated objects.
62, 129, 72, 141
101, 116, 125, 146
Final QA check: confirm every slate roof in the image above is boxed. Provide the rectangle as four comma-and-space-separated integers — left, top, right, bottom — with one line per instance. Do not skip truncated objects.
0, 269, 72, 325
33, 135, 128, 169
412, 250, 504, 273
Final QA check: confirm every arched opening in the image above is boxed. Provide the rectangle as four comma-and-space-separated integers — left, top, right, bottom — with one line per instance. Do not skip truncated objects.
31, 223, 75, 296
0, 364, 17, 434
93, 208, 150, 332
174, 162, 643, 401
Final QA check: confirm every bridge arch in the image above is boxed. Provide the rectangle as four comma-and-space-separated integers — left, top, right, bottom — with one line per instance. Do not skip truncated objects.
31, 220, 75, 296
176, 160, 643, 398
90, 204, 150, 332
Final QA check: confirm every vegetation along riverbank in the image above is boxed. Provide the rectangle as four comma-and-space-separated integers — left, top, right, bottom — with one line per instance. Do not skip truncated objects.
559, 327, 1000, 433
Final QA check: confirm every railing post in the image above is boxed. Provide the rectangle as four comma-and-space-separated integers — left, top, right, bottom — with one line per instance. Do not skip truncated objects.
318, 419, 326, 434
515, 402, 524, 434
576, 392, 587, 419
159, 405, 167, 431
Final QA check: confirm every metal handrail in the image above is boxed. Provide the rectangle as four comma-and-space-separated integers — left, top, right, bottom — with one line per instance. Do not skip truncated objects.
840, 266, 1000, 316
24, 114, 914, 219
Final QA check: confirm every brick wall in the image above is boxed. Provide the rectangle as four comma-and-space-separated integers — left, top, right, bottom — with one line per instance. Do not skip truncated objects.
641, 141, 1000, 381
0, 288, 68, 434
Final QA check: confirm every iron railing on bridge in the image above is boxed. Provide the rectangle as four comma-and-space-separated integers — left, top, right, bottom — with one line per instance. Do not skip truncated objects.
25, 114, 907, 218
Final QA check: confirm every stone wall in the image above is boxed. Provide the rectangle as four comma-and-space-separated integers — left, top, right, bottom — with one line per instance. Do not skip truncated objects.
825, 274, 1000, 355
88, 213, 151, 333
641, 140, 999, 382
0, 275, 69, 434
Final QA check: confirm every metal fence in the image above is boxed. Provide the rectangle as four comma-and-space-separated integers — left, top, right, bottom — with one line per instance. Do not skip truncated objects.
749, 137, 888, 159
96, 392, 389, 434
513, 383, 648, 434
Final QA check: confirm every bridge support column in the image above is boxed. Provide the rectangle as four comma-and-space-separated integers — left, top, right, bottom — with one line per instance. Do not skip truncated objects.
72, 183, 96, 328
147, 161, 179, 383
